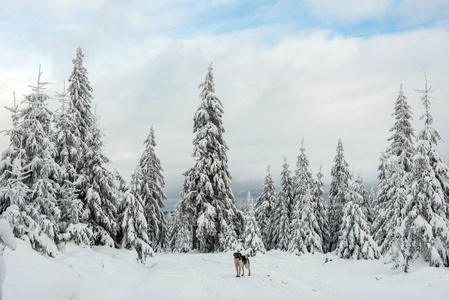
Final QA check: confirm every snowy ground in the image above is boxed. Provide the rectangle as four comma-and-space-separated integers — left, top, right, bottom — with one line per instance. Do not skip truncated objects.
4, 240, 449, 300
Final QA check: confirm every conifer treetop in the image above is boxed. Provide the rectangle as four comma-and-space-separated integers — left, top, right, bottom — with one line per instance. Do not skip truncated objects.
415, 74, 434, 127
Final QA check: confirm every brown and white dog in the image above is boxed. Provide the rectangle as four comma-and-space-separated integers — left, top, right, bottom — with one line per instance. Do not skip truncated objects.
233, 252, 251, 277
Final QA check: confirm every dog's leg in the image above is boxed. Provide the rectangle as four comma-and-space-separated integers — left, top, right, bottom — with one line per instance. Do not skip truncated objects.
235, 264, 240, 277
248, 264, 251, 276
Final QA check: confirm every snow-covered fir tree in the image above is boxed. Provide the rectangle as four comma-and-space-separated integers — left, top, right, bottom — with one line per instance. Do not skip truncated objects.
292, 138, 313, 219
176, 63, 243, 252
0, 137, 58, 256
132, 126, 167, 251
373, 85, 414, 251
313, 166, 329, 253
386, 85, 415, 173
402, 79, 449, 271
292, 185, 322, 255
0, 94, 22, 213
118, 189, 154, 263
19, 68, 61, 248
168, 210, 192, 253
53, 84, 92, 246
165, 211, 175, 250
68, 47, 93, 146
255, 164, 276, 248
380, 157, 408, 268
336, 179, 380, 260
243, 191, 265, 256
82, 113, 118, 246
54, 84, 80, 186
176, 167, 197, 245
64, 47, 119, 247
328, 139, 351, 252
372, 152, 388, 238
269, 157, 292, 251
355, 173, 372, 225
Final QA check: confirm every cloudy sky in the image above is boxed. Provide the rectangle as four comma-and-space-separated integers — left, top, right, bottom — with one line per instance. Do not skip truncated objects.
1, 0, 449, 210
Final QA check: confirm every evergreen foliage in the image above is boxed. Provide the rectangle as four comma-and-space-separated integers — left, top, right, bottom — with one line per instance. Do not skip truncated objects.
53, 84, 90, 246
328, 139, 351, 251
82, 113, 118, 246
313, 166, 329, 252
243, 191, 265, 256
119, 190, 154, 263
269, 157, 292, 251
355, 174, 372, 225
0, 94, 22, 213
292, 139, 312, 218
255, 165, 276, 248
68, 47, 93, 143
177, 63, 243, 252
403, 79, 449, 270
19, 68, 61, 247
373, 86, 414, 253
168, 210, 192, 253
133, 126, 167, 251
336, 179, 381, 260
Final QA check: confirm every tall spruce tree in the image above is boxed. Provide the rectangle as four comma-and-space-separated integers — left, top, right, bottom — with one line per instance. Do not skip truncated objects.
299, 186, 322, 254
269, 157, 292, 251
403, 78, 449, 271
336, 178, 380, 260
328, 139, 351, 252
373, 85, 415, 251
386, 85, 415, 173
292, 139, 313, 220
372, 152, 388, 237
133, 126, 167, 251
0, 135, 57, 256
176, 167, 197, 246
313, 166, 329, 252
381, 157, 408, 268
255, 164, 276, 248
118, 189, 154, 263
19, 68, 61, 248
177, 63, 243, 252
0, 94, 22, 213
243, 191, 265, 256
67, 47, 95, 226
68, 47, 93, 144
53, 84, 91, 246
82, 113, 118, 246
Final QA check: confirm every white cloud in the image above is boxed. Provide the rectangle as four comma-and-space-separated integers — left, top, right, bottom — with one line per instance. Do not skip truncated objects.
69, 27, 448, 200
0, 2, 448, 202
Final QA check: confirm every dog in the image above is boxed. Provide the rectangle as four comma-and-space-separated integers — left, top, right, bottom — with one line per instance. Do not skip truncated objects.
233, 252, 251, 277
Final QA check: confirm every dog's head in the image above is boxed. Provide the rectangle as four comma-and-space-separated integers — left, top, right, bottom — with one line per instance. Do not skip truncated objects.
233, 252, 241, 259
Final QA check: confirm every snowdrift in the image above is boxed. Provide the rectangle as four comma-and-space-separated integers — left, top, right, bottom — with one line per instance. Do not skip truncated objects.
4, 240, 449, 300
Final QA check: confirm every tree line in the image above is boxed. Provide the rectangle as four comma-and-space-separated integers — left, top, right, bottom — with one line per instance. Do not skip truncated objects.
1, 49, 448, 272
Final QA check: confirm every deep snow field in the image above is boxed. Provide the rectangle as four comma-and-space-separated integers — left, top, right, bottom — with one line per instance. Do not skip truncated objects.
4, 240, 449, 300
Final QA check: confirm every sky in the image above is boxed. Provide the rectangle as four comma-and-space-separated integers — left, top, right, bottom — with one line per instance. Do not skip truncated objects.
1, 0, 449, 210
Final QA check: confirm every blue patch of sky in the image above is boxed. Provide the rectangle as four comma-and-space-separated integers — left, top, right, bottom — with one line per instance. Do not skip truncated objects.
168, 0, 449, 39
2, 0, 448, 49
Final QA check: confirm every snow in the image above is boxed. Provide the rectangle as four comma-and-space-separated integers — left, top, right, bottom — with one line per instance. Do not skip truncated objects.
4, 239, 449, 300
